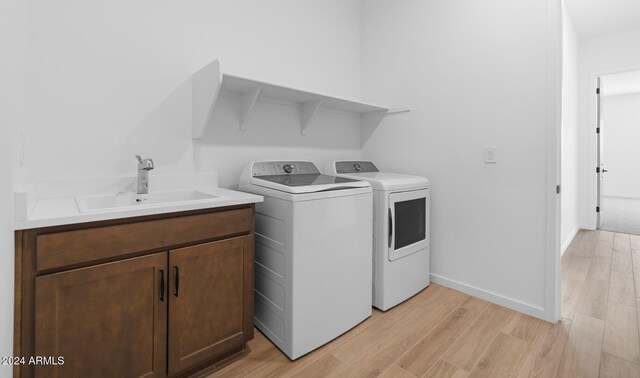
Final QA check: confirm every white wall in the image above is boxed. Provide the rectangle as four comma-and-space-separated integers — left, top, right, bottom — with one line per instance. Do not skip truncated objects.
10, 0, 564, 336
578, 27, 640, 228
5, 0, 365, 366
0, 0, 29, 372
601, 93, 640, 198
23, 0, 364, 189
561, 8, 581, 253
362, 0, 560, 320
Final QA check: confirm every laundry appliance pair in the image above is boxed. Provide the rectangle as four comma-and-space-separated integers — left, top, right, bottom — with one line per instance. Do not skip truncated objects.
239, 160, 429, 360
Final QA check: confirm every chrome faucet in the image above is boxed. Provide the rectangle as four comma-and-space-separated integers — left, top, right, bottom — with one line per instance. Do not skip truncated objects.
135, 155, 154, 194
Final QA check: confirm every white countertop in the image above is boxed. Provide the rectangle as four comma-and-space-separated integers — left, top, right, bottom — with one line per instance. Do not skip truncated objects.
14, 187, 263, 230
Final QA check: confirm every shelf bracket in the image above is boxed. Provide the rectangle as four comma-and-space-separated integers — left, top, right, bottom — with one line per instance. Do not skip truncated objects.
301, 100, 323, 136
239, 87, 261, 131
192, 59, 222, 139
362, 110, 388, 129
360, 110, 389, 146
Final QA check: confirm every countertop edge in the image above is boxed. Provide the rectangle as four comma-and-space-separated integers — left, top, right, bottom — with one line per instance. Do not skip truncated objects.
14, 189, 263, 231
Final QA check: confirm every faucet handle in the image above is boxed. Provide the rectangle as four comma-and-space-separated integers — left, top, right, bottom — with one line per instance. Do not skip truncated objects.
136, 155, 154, 171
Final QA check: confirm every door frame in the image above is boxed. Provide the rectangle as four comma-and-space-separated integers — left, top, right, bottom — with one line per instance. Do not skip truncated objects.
586, 65, 640, 230
546, 0, 563, 323
596, 76, 602, 229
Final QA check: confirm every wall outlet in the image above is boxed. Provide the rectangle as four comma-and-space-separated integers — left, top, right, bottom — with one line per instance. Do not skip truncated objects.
484, 146, 497, 163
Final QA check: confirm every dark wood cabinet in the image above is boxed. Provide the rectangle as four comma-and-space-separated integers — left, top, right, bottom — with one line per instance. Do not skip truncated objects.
14, 205, 255, 378
168, 236, 253, 376
34, 253, 167, 378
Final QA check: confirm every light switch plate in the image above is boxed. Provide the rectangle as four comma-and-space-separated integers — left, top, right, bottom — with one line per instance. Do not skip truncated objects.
485, 146, 497, 163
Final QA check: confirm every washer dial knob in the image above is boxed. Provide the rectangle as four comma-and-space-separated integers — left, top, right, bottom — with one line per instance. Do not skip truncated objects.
283, 164, 294, 174
353, 163, 362, 172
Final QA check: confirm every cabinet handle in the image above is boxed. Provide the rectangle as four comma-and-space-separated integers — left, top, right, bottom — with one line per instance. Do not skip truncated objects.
159, 270, 165, 302
174, 266, 179, 297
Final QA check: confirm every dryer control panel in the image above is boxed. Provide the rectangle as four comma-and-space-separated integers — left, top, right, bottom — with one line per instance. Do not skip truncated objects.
252, 161, 321, 176
335, 161, 379, 174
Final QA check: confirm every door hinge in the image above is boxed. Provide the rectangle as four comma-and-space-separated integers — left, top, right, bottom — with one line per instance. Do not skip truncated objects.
596, 206, 600, 213
596, 88, 600, 94
596, 167, 600, 173
556, 185, 561, 194
596, 127, 600, 134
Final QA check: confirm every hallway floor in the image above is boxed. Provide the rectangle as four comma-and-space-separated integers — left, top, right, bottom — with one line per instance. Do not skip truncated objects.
600, 197, 640, 236
561, 229, 640, 377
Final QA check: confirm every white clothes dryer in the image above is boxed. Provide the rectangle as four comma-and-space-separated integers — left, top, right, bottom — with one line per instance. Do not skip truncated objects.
239, 161, 373, 359
327, 161, 430, 311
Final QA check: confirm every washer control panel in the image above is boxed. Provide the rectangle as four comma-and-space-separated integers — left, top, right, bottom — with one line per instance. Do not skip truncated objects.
252, 161, 321, 176
335, 161, 379, 174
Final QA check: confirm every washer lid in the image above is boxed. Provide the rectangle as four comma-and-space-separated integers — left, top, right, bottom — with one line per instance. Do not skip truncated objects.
249, 161, 370, 194
251, 174, 369, 194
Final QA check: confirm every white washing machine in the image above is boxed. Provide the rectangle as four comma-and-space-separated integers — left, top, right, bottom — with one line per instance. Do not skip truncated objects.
239, 161, 373, 360
327, 161, 430, 311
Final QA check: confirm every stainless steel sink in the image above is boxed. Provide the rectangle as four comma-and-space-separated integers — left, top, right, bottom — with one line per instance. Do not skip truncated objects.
75, 190, 219, 213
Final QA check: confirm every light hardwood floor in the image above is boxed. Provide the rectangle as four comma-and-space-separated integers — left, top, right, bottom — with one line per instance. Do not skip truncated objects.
208, 230, 640, 377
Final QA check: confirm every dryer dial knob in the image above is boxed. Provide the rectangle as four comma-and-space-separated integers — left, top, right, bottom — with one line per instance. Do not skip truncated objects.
353, 163, 362, 172
283, 164, 294, 174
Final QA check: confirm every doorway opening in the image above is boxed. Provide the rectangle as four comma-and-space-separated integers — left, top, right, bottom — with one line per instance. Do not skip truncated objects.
596, 70, 640, 236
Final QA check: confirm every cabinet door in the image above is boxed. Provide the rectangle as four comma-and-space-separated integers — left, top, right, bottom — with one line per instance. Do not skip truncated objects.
34, 253, 168, 378
168, 235, 253, 376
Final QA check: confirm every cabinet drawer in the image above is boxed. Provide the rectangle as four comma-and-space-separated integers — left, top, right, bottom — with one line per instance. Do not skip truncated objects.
36, 207, 253, 271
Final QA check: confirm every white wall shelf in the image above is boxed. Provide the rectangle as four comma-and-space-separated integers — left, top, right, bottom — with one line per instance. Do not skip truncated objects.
192, 59, 408, 138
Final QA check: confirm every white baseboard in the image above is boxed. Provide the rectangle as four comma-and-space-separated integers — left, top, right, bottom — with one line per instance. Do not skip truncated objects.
430, 274, 552, 322
604, 194, 640, 200
561, 226, 580, 256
